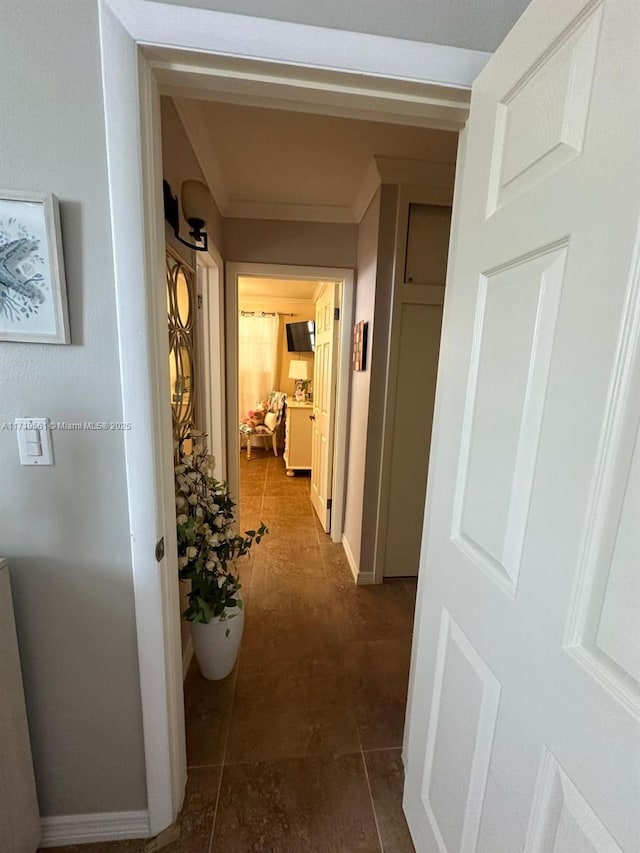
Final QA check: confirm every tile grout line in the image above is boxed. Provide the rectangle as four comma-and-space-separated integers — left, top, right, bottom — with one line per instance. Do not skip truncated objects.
361, 745, 403, 753
207, 765, 225, 853
208, 448, 256, 853
351, 666, 385, 853
208, 449, 273, 850
360, 749, 385, 853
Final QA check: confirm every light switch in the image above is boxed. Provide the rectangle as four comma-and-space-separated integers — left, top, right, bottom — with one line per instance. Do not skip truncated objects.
26, 432, 42, 456
16, 418, 53, 465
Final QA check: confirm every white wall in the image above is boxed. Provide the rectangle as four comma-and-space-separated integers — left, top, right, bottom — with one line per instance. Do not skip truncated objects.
0, 0, 146, 817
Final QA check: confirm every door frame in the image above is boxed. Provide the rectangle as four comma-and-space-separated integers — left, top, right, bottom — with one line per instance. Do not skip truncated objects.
226, 262, 353, 542
195, 247, 227, 480
98, 0, 474, 837
372, 184, 454, 584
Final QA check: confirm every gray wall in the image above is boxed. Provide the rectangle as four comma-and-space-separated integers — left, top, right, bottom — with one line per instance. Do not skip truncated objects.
342, 185, 398, 575
342, 190, 380, 566
0, 0, 146, 817
359, 185, 399, 575
151, 0, 532, 52
223, 218, 357, 268
161, 96, 224, 265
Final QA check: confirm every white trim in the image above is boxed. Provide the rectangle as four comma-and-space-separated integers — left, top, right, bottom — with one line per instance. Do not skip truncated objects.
182, 637, 194, 681
196, 249, 227, 480
40, 810, 151, 847
98, 0, 474, 834
98, 2, 186, 836
106, 0, 489, 89
332, 274, 354, 543
226, 262, 353, 542
342, 534, 364, 584
342, 535, 358, 579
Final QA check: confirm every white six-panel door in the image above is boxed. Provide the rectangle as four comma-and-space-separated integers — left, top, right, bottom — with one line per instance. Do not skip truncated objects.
403, 0, 640, 851
311, 284, 338, 531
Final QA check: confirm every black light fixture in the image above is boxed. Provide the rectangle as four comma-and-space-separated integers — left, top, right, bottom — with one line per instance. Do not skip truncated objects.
163, 179, 210, 252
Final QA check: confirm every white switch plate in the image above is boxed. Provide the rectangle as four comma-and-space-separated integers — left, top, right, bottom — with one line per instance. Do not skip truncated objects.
15, 418, 53, 465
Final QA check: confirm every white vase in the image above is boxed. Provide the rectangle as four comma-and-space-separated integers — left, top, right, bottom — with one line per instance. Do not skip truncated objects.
190, 606, 244, 680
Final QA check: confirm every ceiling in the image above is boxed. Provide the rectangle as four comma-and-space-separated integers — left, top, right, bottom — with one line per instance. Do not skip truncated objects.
150, 0, 532, 53
174, 98, 459, 223
238, 277, 318, 301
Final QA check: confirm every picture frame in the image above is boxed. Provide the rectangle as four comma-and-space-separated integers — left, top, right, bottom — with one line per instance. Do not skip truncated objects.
0, 189, 70, 344
352, 320, 368, 371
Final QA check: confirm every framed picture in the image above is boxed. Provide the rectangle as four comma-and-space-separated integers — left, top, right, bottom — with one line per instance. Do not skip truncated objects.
352, 320, 368, 371
0, 190, 70, 344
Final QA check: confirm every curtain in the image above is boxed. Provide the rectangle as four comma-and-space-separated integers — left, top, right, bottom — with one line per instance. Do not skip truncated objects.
238, 313, 280, 421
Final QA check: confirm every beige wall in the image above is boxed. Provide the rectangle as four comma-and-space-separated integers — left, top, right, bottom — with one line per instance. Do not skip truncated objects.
224, 218, 357, 268
0, 0, 146, 816
161, 97, 224, 266
343, 190, 381, 565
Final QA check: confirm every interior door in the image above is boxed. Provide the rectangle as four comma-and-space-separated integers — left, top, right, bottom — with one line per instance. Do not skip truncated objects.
310, 283, 338, 531
403, 1, 640, 852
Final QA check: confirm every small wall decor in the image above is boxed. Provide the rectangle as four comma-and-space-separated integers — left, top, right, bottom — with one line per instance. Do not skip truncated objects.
0, 190, 70, 344
353, 320, 368, 371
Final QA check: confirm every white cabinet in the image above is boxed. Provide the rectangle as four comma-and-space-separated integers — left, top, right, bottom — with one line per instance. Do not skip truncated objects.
0, 558, 41, 852
283, 402, 313, 476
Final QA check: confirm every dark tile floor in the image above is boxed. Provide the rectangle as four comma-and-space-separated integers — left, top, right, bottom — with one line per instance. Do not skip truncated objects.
50, 449, 417, 853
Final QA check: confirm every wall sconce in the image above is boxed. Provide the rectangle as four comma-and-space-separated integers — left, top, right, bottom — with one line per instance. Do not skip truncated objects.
163, 179, 211, 253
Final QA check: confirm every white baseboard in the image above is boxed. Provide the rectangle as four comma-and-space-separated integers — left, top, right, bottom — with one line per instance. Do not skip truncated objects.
341, 535, 359, 583
182, 636, 194, 680
40, 810, 150, 847
356, 570, 376, 585
342, 535, 376, 585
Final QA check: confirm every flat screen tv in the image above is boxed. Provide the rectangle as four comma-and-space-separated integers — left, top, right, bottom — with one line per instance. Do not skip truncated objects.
286, 320, 315, 352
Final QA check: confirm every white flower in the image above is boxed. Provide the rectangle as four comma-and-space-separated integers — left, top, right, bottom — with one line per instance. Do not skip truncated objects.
215, 516, 225, 528
188, 493, 198, 505
180, 482, 190, 494
176, 513, 188, 524
206, 561, 215, 569
186, 546, 197, 559
175, 496, 187, 509
178, 556, 188, 568
174, 464, 186, 475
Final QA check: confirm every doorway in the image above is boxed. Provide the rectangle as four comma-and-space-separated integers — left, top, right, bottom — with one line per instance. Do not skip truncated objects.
225, 263, 354, 545
98, 1, 470, 837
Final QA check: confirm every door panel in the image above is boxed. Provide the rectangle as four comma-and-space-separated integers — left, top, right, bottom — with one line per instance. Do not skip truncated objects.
403, 1, 640, 851
384, 302, 443, 576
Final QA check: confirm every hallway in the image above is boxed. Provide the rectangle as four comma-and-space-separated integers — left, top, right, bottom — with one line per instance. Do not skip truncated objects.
51, 448, 417, 852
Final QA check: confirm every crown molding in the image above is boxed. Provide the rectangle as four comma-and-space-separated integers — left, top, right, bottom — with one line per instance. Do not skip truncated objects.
173, 98, 229, 211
